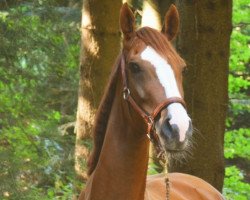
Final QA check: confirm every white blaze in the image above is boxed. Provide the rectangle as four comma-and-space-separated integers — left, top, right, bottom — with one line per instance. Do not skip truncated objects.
141, 46, 190, 141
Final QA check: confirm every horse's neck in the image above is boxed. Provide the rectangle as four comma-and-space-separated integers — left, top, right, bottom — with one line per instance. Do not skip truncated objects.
88, 82, 150, 200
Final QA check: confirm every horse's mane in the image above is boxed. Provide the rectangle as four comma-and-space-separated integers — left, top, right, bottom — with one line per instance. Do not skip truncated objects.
136, 27, 185, 68
87, 27, 185, 176
87, 54, 121, 175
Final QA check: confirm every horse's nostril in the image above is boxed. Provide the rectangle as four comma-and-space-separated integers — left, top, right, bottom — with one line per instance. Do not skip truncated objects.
166, 114, 172, 122
165, 118, 172, 131
163, 116, 179, 133
161, 119, 180, 140
169, 124, 180, 135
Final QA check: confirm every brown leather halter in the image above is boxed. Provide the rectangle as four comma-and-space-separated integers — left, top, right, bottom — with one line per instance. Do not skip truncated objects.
120, 54, 186, 151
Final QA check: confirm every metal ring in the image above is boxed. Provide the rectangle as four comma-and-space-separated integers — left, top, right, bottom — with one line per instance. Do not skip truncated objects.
147, 116, 154, 125
123, 87, 130, 100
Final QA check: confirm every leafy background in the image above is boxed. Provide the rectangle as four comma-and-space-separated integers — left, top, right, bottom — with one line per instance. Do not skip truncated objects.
0, 0, 249, 199
223, 1, 250, 199
0, 0, 81, 199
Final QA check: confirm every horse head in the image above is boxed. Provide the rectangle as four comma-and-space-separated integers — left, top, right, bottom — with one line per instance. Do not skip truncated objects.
120, 3, 192, 153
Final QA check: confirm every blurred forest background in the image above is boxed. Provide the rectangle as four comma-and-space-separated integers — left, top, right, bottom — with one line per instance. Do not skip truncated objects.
0, 0, 249, 199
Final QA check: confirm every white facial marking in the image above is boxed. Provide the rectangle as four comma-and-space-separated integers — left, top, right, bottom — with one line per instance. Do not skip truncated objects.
141, 46, 190, 141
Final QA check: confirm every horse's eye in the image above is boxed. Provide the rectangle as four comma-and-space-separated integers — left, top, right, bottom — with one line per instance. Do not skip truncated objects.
129, 62, 142, 74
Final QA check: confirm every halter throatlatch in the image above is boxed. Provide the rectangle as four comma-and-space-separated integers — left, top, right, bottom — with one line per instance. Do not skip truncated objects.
120, 55, 186, 152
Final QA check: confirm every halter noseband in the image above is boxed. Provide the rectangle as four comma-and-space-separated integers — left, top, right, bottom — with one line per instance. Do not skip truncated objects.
120, 55, 186, 150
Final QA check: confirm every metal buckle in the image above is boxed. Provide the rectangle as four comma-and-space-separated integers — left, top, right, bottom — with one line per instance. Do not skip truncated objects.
123, 87, 130, 100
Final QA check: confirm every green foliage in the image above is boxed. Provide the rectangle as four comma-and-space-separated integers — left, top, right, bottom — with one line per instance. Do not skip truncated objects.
224, 166, 250, 200
147, 162, 161, 175
229, 74, 250, 95
223, 0, 250, 198
225, 129, 250, 159
0, 1, 81, 199
232, 0, 250, 25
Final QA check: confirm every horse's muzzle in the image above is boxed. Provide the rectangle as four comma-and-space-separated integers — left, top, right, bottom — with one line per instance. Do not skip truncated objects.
158, 117, 193, 151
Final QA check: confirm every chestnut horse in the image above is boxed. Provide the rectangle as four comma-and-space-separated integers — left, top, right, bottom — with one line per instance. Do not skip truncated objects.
79, 3, 224, 200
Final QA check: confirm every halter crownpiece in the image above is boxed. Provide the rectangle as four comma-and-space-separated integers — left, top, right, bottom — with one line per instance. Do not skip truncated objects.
120, 54, 186, 150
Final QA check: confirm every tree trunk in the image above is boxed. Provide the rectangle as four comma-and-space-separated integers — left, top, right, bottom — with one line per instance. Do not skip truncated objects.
141, 0, 161, 30
168, 0, 232, 192
75, 0, 121, 180
125, 0, 139, 8
141, 0, 173, 30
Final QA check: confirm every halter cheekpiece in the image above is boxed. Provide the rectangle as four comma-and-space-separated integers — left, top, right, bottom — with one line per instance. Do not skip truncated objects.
120, 54, 186, 151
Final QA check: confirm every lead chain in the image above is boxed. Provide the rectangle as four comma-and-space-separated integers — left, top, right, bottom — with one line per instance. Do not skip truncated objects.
159, 152, 170, 200
165, 165, 170, 200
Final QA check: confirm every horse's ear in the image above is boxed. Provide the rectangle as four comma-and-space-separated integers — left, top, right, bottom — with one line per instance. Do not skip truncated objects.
162, 4, 179, 41
120, 3, 135, 40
